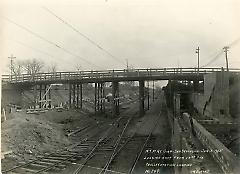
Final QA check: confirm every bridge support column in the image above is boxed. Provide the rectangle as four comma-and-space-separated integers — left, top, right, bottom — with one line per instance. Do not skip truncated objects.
112, 81, 119, 116
76, 84, 79, 108
97, 83, 100, 112
147, 81, 150, 110
48, 85, 51, 108
99, 83, 105, 113
193, 80, 199, 92
152, 80, 155, 102
73, 84, 76, 108
80, 83, 83, 109
102, 83, 105, 113
100, 83, 102, 112
139, 80, 145, 117
94, 83, 97, 114
39, 84, 42, 108
44, 85, 47, 108
174, 93, 181, 118
33, 85, 37, 109
69, 84, 72, 109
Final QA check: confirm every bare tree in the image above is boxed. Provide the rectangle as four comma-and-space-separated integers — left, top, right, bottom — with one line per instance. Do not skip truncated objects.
9, 60, 24, 81
11, 61, 24, 76
47, 63, 58, 73
22, 58, 44, 80
23, 58, 44, 75
75, 64, 82, 72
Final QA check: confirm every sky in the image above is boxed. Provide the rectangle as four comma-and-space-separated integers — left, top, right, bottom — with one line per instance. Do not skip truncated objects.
0, 0, 240, 74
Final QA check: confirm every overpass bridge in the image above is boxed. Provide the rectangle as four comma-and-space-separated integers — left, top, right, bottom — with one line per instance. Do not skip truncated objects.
2, 67, 240, 116
2, 67, 240, 84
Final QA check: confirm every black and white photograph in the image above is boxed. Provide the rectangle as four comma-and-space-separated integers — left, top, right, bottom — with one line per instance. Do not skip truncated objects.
0, 0, 240, 173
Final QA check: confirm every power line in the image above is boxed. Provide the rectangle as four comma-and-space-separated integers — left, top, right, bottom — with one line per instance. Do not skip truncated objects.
200, 49, 223, 68
6, 38, 90, 70
3, 16, 103, 69
42, 6, 126, 66
201, 38, 240, 68
7, 38, 54, 58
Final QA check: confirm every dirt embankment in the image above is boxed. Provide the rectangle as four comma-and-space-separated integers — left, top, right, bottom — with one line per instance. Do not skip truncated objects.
1, 109, 103, 170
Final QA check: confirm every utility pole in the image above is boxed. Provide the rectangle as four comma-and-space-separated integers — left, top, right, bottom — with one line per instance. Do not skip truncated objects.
8, 54, 16, 80
223, 46, 229, 72
195, 47, 200, 74
126, 59, 129, 70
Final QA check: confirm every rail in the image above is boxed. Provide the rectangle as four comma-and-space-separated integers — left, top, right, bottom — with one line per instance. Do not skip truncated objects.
2, 67, 240, 83
2, 116, 127, 174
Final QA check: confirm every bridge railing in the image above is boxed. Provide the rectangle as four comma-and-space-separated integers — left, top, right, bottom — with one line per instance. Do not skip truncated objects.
2, 67, 240, 83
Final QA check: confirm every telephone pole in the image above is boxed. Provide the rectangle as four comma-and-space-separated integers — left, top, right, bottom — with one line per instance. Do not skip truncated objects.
195, 47, 200, 74
8, 54, 16, 80
223, 46, 229, 72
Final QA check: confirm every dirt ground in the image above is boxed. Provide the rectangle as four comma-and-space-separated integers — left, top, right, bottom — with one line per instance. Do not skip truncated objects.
1, 88, 164, 173
108, 93, 173, 174
1, 108, 112, 171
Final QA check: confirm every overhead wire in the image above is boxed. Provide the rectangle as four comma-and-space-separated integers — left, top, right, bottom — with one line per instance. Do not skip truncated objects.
7, 38, 54, 58
200, 49, 223, 68
42, 6, 126, 66
6, 38, 75, 69
3, 16, 103, 69
200, 38, 240, 68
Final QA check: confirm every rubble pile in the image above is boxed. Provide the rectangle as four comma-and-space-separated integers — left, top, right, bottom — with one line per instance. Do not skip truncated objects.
1, 112, 70, 161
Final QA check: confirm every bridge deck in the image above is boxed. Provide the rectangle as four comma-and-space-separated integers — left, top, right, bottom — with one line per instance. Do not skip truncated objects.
2, 68, 240, 84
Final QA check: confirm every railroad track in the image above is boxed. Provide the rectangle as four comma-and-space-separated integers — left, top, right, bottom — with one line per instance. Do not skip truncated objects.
2, 115, 129, 174
74, 114, 162, 174
2, 100, 158, 174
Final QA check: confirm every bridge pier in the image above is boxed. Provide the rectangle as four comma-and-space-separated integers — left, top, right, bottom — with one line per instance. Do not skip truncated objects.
139, 80, 145, 117
69, 83, 78, 109
94, 83, 97, 114
152, 80, 155, 102
80, 83, 83, 109
112, 81, 119, 116
174, 93, 181, 118
193, 80, 199, 92
97, 83, 100, 112
48, 85, 51, 108
76, 84, 79, 108
99, 83, 105, 113
147, 81, 150, 110
39, 84, 42, 108
73, 84, 76, 108
69, 84, 72, 109
94, 82, 106, 114
37, 84, 52, 109
44, 85, 47, 108
33, 85, 37, 109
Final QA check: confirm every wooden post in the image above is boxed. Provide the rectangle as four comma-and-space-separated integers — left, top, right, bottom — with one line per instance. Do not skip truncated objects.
76, 84, 79, 109
44, 85, 47, 108
39, 84, 42, 108
112, 81, 119, 117
97, 83, 100, 112
152, 80, 155, 102
73, 84, 76, 108
139, 80, 145, 117
95, 83, 97, 114
48, 85, 51, 108
69, 84, 72, 109
103, 83, 105, 113
147, 81, 150, 110
80, 83, 83, 109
